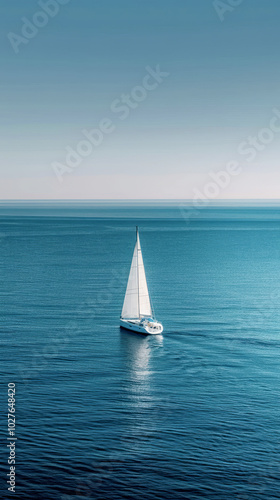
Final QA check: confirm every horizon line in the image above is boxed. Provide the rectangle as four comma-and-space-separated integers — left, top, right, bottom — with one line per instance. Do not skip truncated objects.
1, 199, 280, 204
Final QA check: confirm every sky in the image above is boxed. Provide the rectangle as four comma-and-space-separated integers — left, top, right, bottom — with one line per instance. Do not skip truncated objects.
1, 0, 280, 200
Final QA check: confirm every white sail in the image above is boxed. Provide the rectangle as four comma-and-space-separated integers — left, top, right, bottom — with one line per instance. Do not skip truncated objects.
137, 231, 152, 317
121, 229, 152, 319
121, 240, 139, 319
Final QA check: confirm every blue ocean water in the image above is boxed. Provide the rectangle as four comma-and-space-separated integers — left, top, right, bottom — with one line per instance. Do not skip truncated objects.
1, 204, 280, 499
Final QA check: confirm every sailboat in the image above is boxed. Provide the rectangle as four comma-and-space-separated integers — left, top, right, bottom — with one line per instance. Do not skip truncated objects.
120, 227, 163, 335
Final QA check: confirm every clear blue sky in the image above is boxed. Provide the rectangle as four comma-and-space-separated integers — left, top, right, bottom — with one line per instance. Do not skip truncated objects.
1, 0, 280, 199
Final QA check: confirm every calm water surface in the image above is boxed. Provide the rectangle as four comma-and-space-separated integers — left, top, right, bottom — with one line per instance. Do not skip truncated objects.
1, 208, 280, 499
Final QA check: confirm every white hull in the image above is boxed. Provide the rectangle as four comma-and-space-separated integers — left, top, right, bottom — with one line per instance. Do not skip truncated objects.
120, 319, 163, 335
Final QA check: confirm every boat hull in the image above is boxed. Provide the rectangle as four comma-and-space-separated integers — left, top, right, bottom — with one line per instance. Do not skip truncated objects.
120, 319, 163, 335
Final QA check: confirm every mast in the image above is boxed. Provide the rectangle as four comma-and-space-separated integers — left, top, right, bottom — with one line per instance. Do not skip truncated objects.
136, 226, 140, 319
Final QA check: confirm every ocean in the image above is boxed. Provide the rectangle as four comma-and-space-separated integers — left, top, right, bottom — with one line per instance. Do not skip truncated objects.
1, 203, 280, 500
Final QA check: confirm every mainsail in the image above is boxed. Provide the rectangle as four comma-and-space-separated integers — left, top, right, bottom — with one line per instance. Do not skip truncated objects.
121, 228, 152, 319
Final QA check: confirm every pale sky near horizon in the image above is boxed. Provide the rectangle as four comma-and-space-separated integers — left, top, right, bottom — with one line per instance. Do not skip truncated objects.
1, 0, 280, 200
